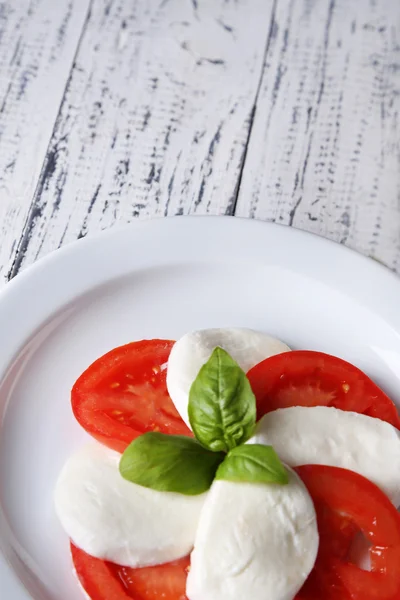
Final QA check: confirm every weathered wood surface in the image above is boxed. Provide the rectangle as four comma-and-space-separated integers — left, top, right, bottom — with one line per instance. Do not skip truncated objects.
10, 0, 275, 274
235, 0, 400, 272
0, 0, 90, 286
0, 0, 399, 286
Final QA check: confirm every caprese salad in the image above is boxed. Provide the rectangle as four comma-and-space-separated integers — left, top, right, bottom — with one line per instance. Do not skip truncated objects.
54, 328, 400, 600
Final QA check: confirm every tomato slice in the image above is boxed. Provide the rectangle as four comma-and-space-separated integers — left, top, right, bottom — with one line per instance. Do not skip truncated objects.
295, 465, 400, 600
247, 351, 400, 428
71, 340, 191, 453
71, 543, 189, 600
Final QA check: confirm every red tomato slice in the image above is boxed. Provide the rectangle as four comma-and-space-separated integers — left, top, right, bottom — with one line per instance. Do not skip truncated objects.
296, 565, 351, 600
295, 465, 400, 600
312, 500, 358, 561
247, 351, 400, 428
71, 340, 191, 453
71, 543, 189, 600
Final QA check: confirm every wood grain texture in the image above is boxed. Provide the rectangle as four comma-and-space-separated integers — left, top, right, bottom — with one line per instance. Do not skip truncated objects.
12, 0, 276, 273
235, 0, 400, 272
0, 0, 90, 286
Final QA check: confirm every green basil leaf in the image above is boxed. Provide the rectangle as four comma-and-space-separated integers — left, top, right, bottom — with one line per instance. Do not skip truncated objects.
188, 347, 256, 453
119, 432, 225, 495
216, 444, 289, 485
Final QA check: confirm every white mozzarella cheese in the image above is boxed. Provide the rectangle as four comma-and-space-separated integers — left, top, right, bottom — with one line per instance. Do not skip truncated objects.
54, 442, 206, 567
167, 327, 290, 427
251, 406, 400, 505
186, 469, 318, 600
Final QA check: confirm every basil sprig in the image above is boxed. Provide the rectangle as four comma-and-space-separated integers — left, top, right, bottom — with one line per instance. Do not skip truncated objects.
120, 432, 224, 495
216, 444, 289, 485
188, 347, 256, 452
120, 347, 287, 494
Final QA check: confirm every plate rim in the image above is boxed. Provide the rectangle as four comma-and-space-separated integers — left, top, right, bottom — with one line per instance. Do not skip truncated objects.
4, 216, 399, 295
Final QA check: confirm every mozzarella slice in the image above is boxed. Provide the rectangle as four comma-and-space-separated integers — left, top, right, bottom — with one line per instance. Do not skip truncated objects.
251, 406, 400, 505
167, 327, 290, 427
186, 468, 318, 600
54, 443, 206, 567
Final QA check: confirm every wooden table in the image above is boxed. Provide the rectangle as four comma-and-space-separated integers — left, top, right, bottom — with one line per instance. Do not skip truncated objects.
1, 0, 399, 288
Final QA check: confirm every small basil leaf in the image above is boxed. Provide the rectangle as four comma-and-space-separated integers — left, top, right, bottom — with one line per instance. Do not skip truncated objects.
216, 444, 289, 485
119, 432, 225, 495
188, 347, 256, 453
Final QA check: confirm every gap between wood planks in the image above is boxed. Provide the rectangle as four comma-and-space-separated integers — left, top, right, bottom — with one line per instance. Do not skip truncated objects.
0, 0, 91, 287
235, 0, 400, 272
226, 0, 278, 216
7, 1, 93, 282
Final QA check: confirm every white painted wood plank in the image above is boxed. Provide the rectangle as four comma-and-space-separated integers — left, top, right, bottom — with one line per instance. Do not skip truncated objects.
235, 0, 400, 272
12, 0, 275, 273
0, 0, 90, 286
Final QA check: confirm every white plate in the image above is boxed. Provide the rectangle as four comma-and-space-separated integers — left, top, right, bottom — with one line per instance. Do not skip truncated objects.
1, 216, 400, 600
